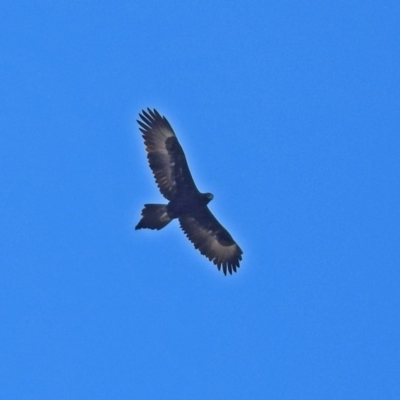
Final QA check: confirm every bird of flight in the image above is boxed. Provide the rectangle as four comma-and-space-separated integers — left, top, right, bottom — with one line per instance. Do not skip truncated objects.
135, 108, 242, 275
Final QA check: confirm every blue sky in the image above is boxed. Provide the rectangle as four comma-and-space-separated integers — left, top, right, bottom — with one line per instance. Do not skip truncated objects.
1, 1, 399, 399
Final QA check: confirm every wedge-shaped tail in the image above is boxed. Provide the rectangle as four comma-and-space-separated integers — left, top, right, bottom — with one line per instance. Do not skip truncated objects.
135, 204, 172, 230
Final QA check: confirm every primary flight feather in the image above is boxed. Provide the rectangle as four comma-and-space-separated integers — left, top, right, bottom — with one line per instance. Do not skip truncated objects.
135, 108, 242, 275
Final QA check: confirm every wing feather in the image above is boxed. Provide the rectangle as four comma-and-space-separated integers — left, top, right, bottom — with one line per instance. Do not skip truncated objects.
138, 108, 199, 200
179, 208, 242, 275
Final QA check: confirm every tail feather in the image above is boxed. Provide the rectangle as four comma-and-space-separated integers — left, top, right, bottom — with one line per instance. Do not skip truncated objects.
135, 204, 172, 230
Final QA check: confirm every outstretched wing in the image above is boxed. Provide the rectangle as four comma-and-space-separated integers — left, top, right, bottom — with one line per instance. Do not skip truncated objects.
179, 208, 242, 275
137, 108, 199, 200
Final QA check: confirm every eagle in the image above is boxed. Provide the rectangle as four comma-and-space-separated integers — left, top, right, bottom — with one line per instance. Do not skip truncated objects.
135, 108, 242, 275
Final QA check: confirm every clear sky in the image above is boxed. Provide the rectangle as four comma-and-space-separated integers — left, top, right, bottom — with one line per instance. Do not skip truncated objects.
1, 1, 399, 399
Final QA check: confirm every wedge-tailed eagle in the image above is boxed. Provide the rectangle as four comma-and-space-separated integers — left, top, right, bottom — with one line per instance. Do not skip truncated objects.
135, 108, 242, 275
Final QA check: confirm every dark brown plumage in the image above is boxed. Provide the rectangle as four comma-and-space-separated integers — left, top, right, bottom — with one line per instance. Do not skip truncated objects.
135, 108, 242, 275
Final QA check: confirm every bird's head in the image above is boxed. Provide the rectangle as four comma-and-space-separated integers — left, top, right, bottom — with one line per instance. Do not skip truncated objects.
203, 192, 214, 204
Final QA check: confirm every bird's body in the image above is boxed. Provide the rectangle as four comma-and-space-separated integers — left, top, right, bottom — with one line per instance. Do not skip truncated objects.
135, 108, 242, 275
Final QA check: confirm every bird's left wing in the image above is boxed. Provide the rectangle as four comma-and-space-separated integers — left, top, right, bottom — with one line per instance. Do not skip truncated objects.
138, 108, 199, 200
179, 208, 242, 275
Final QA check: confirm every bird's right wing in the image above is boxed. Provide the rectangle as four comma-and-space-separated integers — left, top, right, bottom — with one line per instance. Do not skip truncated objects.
138, 108, 199, 200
